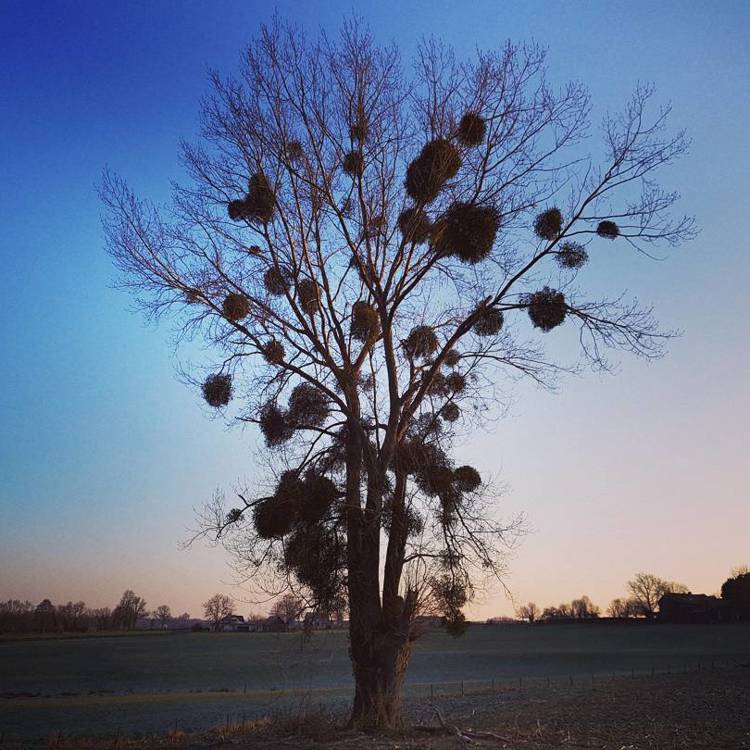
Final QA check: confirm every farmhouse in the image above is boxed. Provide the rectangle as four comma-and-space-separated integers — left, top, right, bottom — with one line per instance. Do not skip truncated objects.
219, 614, 249, 632
658, 593, 737, 623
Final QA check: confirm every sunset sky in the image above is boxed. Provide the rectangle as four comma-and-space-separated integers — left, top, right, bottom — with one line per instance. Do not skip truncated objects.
1, 0, 748, 621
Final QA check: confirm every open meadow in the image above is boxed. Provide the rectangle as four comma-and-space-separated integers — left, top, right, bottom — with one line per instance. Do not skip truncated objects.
1, 622, 749, 741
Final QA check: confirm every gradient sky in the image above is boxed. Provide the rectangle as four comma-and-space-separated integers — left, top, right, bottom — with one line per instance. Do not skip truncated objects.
1, 0, 748, 621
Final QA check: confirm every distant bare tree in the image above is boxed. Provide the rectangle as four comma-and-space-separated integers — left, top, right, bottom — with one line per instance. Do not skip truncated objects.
112, 590, 148, 630
203, 593, 235, 631
541, 603, 572, 620
0, 600, 34, 633
101, 18, 694, 728
570, 595, 600, 619
57, 601, 87, 632
270, 593, 304, 629
627, 573, 689, 619
89, 607, 113, 630
517, 602, 539, 622
34, 599, 57, 633
154, 604, 172, 629
608, 596, 642, 618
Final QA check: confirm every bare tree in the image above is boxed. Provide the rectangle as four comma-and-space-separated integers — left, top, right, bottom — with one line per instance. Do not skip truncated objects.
570, 595, 600, 619
154, 604, 172, 629
203, 593, 235, 631
270, 593, 304, 629
101, 18, 693, 728
112, 590, 148, 630
626, 573, 689, 619
89, 607, 113, 630
516, 602, 539, 622
608, 597, 641, 618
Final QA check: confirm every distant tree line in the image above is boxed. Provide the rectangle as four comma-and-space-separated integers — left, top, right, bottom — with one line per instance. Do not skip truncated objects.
0, 590, 189, 634
515, 567, 749, 623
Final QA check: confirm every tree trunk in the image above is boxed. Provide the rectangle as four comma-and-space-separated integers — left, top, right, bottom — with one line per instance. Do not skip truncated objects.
348, 620, 412, 730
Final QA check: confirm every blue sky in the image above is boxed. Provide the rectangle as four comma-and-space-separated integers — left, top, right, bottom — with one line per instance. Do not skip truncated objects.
1, 0, 748, 618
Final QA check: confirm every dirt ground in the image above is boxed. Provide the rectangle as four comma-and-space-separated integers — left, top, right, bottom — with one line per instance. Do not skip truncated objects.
4, 665, 749, 749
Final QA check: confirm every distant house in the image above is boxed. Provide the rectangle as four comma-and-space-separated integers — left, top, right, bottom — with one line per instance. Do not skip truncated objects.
658, 593, 740, 624
219, 614, 249, 632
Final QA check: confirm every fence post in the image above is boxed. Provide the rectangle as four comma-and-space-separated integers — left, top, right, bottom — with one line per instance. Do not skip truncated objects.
430, 683, 434, 699
460, 680, 464, 697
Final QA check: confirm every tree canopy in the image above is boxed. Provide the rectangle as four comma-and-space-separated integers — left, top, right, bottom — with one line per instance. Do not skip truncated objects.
101, 18, 694, 728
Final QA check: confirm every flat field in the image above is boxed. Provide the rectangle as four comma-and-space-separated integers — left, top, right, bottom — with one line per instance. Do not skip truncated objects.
1, 622, 748, 741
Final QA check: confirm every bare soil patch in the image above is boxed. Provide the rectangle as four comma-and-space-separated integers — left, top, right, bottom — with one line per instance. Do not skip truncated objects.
4, 666, 748, 749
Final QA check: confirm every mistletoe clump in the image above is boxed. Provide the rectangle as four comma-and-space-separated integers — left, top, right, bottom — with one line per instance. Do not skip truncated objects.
227, 173, 276, 223
534, 207, 563, 240
285, 524, 346, 606
440, 402, 461, 422
297, 279, 321, 314
351, 301, 380, 342
424, 371, 448, 396
443, 349, 461, 368
264, 266, 290, 296
261, 338, 284, 365
286, 140, 304, 161
227, 199, 249, 221
432, 202, 500, 264
415, 463, 455, 497
404, 325, 439, 359
287, 383, 329, 427
253, 489, 298, 539
445, 372, 466, 394
343, 150, 364, 176
245, 173, 276, 223
397, 207, 432, 244
222, 292, 250, 321
597, 220, 620, 239
527, 287, 567, 331
432, 574, 471, 638
405, 139, 461, 204
297, 471, 339, 523
473, 307, 504, 336
456, 112, 486, 146
259, 401, 294, 447
202, 373, 232, 407
393, 438, 447, 476
557, 242, 588, 269
453, 465, 481, 492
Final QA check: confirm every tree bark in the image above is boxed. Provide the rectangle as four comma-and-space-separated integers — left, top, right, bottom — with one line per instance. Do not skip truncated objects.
348, 620, 412, 730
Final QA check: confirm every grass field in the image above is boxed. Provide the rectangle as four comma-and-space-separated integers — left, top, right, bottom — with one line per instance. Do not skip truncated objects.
1, 622, 748, 741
